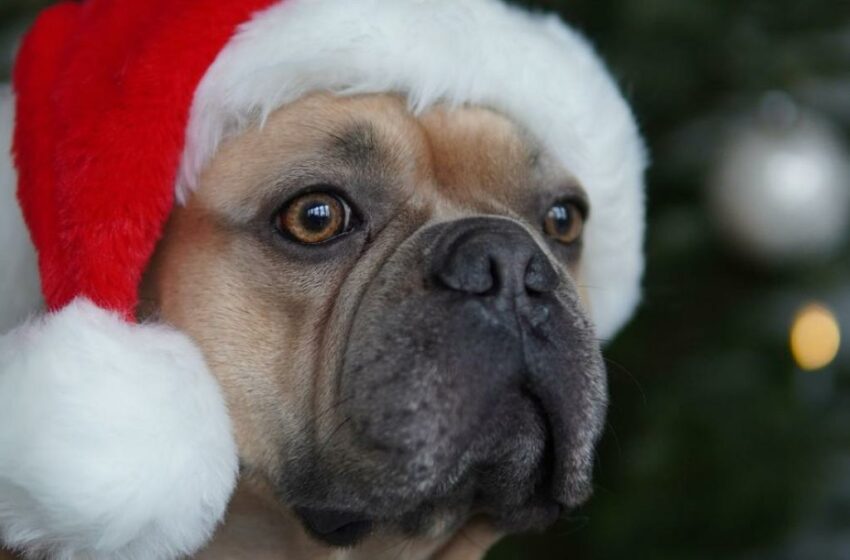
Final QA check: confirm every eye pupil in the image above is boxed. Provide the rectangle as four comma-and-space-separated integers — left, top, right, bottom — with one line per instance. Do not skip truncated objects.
302, 202, 334, 232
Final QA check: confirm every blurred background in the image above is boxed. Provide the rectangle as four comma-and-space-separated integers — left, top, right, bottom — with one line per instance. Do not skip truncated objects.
2, 0, 849, 558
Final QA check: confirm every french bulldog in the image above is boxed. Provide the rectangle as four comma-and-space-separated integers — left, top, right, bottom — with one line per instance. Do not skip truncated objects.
140, 93, 607, 559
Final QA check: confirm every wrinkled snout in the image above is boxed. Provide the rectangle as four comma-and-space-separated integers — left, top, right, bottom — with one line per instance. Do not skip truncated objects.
296, 218, 608, 545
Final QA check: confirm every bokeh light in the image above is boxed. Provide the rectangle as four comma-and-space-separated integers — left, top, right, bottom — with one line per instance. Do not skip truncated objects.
790, 303, 841, 371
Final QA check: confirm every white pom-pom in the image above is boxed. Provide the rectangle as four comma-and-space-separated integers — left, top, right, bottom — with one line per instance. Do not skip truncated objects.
0, 299, 238, 559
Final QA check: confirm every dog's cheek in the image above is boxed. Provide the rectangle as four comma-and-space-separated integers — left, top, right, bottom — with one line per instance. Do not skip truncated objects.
143, 207, 320, 482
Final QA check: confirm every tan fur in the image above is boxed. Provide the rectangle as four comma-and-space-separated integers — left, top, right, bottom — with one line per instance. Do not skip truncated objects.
141, 93, 588, 559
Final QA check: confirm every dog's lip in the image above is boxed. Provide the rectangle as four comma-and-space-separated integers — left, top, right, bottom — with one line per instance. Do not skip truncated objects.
294, 507, 374, 548
291, 489, 570, 546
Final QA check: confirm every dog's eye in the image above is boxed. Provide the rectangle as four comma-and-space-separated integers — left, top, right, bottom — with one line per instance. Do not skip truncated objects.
544, 201, 585, 244
277, 192, 353, 245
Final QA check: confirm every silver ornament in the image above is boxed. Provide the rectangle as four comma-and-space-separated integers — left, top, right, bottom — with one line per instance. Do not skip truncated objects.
709, 93, 850, 264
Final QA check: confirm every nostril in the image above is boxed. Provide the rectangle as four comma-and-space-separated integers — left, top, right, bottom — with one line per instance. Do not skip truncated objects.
429, 220, 559, 298
524, 252, 560, 295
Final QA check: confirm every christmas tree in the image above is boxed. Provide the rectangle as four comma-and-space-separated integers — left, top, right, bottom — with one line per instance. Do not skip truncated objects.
2, 1, 848, 558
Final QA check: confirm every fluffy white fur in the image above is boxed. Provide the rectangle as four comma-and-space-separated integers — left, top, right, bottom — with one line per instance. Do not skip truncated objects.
0, 299, 238, 559
180, 0, 647, 340
0, 86, 42, 334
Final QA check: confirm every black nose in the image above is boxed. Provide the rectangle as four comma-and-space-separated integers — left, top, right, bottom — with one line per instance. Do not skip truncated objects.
430, 218, 560, 298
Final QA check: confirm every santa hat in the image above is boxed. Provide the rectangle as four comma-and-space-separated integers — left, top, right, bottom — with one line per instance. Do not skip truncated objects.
0, 0, 646, 558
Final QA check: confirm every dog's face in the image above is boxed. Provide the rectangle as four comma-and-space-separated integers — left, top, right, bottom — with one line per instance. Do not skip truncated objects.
143, 93, 607, 550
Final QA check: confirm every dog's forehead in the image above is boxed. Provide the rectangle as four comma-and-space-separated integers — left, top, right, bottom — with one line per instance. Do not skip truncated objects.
194, 93, 577, 220
417, 104, 554, 213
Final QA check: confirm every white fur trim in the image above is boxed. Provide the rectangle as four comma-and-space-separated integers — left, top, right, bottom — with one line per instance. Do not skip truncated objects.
179, 0, 646, 339
0, 85, 42, 334
0, 299, 238, 559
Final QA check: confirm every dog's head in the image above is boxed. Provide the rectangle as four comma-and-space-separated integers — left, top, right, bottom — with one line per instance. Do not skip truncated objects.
143, 93, 610, 547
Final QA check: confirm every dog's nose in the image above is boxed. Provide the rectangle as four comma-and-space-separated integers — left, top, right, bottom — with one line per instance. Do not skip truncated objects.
430, 218, 560, 298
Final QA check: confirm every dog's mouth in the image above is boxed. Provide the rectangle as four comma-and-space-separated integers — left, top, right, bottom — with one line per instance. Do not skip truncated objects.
288, 389, 581, 548
294, 501, 564, 549
293, 492, 566, 548
284, 345, 603, 548
294, 507, 375, 547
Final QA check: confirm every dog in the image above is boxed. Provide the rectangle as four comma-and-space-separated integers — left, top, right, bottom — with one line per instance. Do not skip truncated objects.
0, 1, 645, 558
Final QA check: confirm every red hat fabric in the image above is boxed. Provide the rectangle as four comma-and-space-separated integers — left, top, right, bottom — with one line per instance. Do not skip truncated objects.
0, 1, 646, 558
14, 0, 278, 320
13, 0, 646, 338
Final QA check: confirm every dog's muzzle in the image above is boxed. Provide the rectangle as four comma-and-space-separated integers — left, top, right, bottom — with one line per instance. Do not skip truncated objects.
288, 218, 607, 546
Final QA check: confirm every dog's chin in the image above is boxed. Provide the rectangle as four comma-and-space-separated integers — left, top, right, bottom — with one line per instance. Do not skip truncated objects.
289, 456, 579, 549
290, 479, 569, 549
279, 342, 603, 547
283, 391, 595, 548
293, 498, 565, 549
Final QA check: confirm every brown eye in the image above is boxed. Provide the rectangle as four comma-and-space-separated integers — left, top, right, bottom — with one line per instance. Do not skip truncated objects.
278, 192, 352, 244
544, 201, 585, 244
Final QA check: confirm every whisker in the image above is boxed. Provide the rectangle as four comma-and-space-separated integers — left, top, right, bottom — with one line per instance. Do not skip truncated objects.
373, 535, 411, 558
312, 394, 356, 426
549, 515, 591, 537
392, 537, 413, 560
575, 284, 607, 292
457, 526, 490, 554
318, 416, 352, 455
603, 356, 647, 407
605, 419, 623, 463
